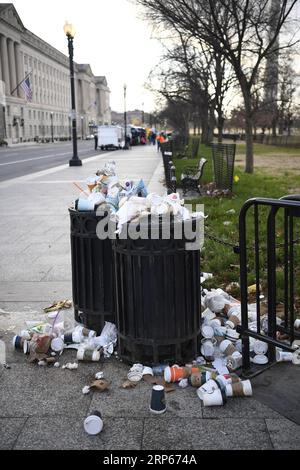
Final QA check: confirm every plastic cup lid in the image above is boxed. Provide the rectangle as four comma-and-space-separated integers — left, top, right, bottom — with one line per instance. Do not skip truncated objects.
84, 415, 103, 435
254, 341, 268, 355
51, 337, 64, 352
201, 325, 214, 338
252, 354, 268, 365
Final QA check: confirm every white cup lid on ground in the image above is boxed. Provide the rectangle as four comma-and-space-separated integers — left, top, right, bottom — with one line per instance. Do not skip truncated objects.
84, 415, 103, 435
252, 354, 268, 365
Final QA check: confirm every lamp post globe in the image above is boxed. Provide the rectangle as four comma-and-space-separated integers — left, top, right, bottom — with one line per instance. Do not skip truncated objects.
64, 21, 82, 166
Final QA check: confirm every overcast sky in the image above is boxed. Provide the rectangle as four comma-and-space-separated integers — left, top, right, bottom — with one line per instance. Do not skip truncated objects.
11, 0, 162, 112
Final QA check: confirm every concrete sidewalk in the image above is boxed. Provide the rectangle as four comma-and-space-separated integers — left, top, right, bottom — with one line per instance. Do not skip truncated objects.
0, 145, 300, 450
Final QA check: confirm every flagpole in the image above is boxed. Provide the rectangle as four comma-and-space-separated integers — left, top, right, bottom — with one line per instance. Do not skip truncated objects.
10, 70, 32, 96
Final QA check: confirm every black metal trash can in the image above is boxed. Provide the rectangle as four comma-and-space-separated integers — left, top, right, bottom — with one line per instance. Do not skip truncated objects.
211, 143, 236, 191
113, 217, 201, 365
69, 208, 115, 333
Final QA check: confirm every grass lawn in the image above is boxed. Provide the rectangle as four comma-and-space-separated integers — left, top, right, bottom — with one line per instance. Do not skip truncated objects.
236, 142, 300, 156
173, 140, 300, 302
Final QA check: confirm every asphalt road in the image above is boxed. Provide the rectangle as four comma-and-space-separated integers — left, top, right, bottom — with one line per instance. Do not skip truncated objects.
0, 140, 109, 182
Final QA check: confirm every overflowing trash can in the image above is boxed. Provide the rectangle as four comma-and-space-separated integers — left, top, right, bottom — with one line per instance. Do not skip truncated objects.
211, 143, 236, 191
112, 216, 201, 365
69, 208, 115, 333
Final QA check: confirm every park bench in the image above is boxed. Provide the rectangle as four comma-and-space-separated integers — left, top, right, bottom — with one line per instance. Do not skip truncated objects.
181, 157, 207, 195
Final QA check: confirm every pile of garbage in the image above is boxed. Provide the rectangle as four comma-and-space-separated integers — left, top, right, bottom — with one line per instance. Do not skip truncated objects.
72, 160, 205, 233
129, 287, 300, 409
12, 301, 118, 367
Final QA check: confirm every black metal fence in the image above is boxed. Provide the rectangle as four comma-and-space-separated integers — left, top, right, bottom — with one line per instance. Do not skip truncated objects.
161, 145, 177, 194
239, 195, 300, 378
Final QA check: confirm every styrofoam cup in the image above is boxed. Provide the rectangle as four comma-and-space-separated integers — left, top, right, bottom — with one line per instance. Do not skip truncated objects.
202, 388, 225, 407
201, 325, 214, 339
142, 366, 154, 376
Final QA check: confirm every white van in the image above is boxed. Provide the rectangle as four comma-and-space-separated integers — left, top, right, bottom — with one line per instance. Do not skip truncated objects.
97, 125, 124, 150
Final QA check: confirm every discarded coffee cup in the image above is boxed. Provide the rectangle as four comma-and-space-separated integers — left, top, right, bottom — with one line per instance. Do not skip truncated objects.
202, 388, 226, 407
201, 325, 214, 339
202, 308, 216, 324
225, 329, 240, 342
197, 379, 219, 400
130, 363, 144, 373
149, 385, 166, 414
75, 326, 96, 338
226, 379, 252, 397
254, 340, 268, 355
77, 348, 100, 362
12, 335, 25, 351
23, 340, 30, 355
164, 365, 197, 383
84, 410, 104, 435
51, 337, 64, 353
220, 339, 236, 357
294, 319, 300, 330
276, 349, 293, 362
142, 366, 154, 376
62, 331, 82, 345
19, 330, 31, 340
200, 339, 215, 358
226, 315, 240, 329
226, 351, 243, 370
292, 350, 300, 365
127, 370, 143, 382
76, 198, 95, 211
210, 319, 223, 329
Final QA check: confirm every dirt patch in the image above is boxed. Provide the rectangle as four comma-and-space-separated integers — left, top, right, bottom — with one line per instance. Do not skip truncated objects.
236, 153, 300, 175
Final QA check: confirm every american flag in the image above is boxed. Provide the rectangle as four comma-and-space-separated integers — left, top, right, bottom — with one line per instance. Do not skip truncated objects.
21, 77, 33, 101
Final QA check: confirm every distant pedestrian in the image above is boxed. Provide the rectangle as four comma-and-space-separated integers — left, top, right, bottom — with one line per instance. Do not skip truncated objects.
94, 134, 98, 150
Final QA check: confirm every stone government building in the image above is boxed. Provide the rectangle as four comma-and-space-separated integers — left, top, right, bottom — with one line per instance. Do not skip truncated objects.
0, 3, 111, 144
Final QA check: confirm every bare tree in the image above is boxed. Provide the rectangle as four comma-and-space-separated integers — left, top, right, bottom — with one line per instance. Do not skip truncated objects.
136, 0, 298, 173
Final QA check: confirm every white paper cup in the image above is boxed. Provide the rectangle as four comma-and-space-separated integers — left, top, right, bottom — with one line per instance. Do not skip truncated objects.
292, 350, 300, 365
130, 363, 144, 373
201, 340, 215, 358
254, 340, 268, 355
225, 384, 234, 397
210, 319, 222, 329
201, 325, 214, 339
51, 337, 64, 352
276, 349, 293, 362
127, 370, 143, 382
142, 366, 154, 376
77, 348, 100, 362
225, 329, 240, 342
202, 388, 225, 407
294, 319, 300, 330
242, 380, 252, 396
202, 308, 216, 324
197, 379, 219, 400
220, 339, 236, 356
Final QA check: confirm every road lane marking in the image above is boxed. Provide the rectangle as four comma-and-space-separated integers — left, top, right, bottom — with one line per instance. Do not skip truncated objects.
0, 152, 71, 166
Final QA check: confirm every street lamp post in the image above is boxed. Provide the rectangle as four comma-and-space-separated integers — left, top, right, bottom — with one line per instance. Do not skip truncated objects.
81, 116, 84, 140
124, 83, 129, 150
50, 112, 54, 143
64, 21, 82, 166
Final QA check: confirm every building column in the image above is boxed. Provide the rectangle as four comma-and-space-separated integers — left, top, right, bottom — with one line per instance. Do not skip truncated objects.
0, 35, 10, 95
7, 39, 17, 96
15, 42, 24, 98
